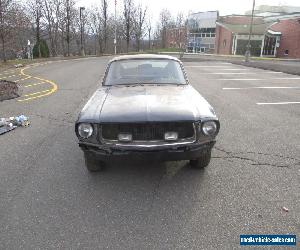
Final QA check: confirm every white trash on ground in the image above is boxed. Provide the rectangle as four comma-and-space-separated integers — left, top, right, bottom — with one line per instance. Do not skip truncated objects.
0, 115, 30, 135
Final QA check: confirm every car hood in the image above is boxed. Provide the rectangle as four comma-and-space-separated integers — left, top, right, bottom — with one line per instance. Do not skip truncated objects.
78, 84, 217, 123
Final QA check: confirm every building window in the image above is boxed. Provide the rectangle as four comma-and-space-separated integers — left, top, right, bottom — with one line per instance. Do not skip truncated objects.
284, 50, 289, 56
223, 39, 227, 48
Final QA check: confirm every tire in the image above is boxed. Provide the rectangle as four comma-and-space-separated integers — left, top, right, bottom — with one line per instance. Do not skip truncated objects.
190, 150, 212, 169
84, 152, 105, 172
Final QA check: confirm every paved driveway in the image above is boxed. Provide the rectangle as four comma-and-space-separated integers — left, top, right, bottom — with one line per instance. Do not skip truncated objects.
0, 58, 299, 249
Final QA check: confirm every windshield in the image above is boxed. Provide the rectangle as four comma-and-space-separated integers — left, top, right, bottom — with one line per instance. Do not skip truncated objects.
104, 59, 187, 85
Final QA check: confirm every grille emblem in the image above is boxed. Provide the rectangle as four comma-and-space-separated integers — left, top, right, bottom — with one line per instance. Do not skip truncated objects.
164, 132, 178, 141
118, 133, 132, 142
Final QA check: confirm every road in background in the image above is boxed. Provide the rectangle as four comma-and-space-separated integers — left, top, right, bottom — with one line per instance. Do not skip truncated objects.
0, 58, 299, 249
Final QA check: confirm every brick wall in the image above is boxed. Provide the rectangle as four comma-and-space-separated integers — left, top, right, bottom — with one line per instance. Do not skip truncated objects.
215, 25, 233, 55
271, 19, 300, 58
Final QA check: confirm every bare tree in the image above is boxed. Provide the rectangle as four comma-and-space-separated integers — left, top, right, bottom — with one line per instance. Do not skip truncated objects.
147, 18, 152, 50
102, 0, 108, 53
176, 12, 185, 28
132, 4, 147, 52
0, 0, 13, 62
30, 0, 42, 57
56, 0, 66, 55
0, 0, 30, 61
42, 0, 55, 55
115, 16, 125, 53
88, 0, 110, 55
175, 12, 186, 49
89, 7, 102, 54
1, 1, 181, 60
41, 0, 64, 56
123, 0, 134, 53
36, 1, 42, 57
51, 0, 75, 57
26, 0, 42, 57
175, 12, 187, 59
158, 9, 173, 48
65, 0, 70, 56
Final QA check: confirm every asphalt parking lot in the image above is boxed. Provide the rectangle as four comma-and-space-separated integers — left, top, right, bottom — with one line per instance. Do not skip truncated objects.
0, 57, 299, 249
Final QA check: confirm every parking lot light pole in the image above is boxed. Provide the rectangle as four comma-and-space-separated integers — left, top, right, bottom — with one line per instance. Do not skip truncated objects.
80, 7, 85, 57
245, 0, 256, 62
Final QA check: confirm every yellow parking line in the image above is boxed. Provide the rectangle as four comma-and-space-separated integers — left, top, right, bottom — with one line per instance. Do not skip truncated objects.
17, 67, 58, 102
15, 76, 32, 82
7, 70, 16, 73
0, 74, 16, 80
24, 82, 46, 88
23, 89, 50, 97
1, 70, 16, 75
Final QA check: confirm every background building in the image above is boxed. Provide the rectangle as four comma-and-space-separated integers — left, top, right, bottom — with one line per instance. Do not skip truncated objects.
263, 13, 300, 58
215, 12, 300, 58
186, 11, 219, 53
215, 15, 271, 56
245, 5, 300, 17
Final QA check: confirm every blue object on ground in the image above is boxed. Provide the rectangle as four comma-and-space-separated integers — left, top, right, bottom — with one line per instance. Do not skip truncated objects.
13, 115, 29, 126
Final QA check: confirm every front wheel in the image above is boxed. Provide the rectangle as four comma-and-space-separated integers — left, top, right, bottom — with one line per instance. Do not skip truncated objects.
190, 150, 212, 169
84, 152, 105, 172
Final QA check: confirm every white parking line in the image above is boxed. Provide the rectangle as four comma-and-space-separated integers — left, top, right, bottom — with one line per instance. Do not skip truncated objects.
204, 72, 283, 75
223, 86, 300, 90
218, 78, 300, 81
217, 69, 248, 71
184, 66, 235, 68
218, 78, 261, 81
204, 72, 249, 75
276, 77, 300, 80
257, 101, 300, 105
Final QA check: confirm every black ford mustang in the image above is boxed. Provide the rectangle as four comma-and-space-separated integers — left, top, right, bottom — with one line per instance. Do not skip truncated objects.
75, 54, 220, 171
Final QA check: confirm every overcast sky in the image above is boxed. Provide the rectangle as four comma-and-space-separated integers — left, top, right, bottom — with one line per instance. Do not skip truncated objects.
76, 0, 300, 23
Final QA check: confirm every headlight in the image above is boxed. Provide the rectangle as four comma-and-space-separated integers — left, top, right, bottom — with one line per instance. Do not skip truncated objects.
78, 123, 93, 139
202, 121, 217, 136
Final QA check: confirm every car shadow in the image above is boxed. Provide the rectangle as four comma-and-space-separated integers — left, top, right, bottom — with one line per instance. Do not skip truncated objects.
84, 159, 209, 195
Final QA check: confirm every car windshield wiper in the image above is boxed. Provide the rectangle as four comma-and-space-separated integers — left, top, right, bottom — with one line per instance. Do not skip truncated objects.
108, 82, 185, 87
128, 83, 185, 86
107, 83, 145, 87
125, 83, 145, 86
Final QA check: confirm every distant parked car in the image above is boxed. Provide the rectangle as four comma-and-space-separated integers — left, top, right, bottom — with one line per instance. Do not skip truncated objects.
75, 54, 220, 172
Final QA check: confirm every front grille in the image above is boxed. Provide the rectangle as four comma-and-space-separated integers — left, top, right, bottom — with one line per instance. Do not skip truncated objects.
101, 122, 194, 141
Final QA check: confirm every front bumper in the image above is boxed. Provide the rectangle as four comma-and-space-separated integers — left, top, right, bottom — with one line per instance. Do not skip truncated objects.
79, 141, 216, 163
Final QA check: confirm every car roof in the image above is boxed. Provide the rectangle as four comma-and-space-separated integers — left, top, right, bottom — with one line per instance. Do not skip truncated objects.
109, 54, 181, 63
